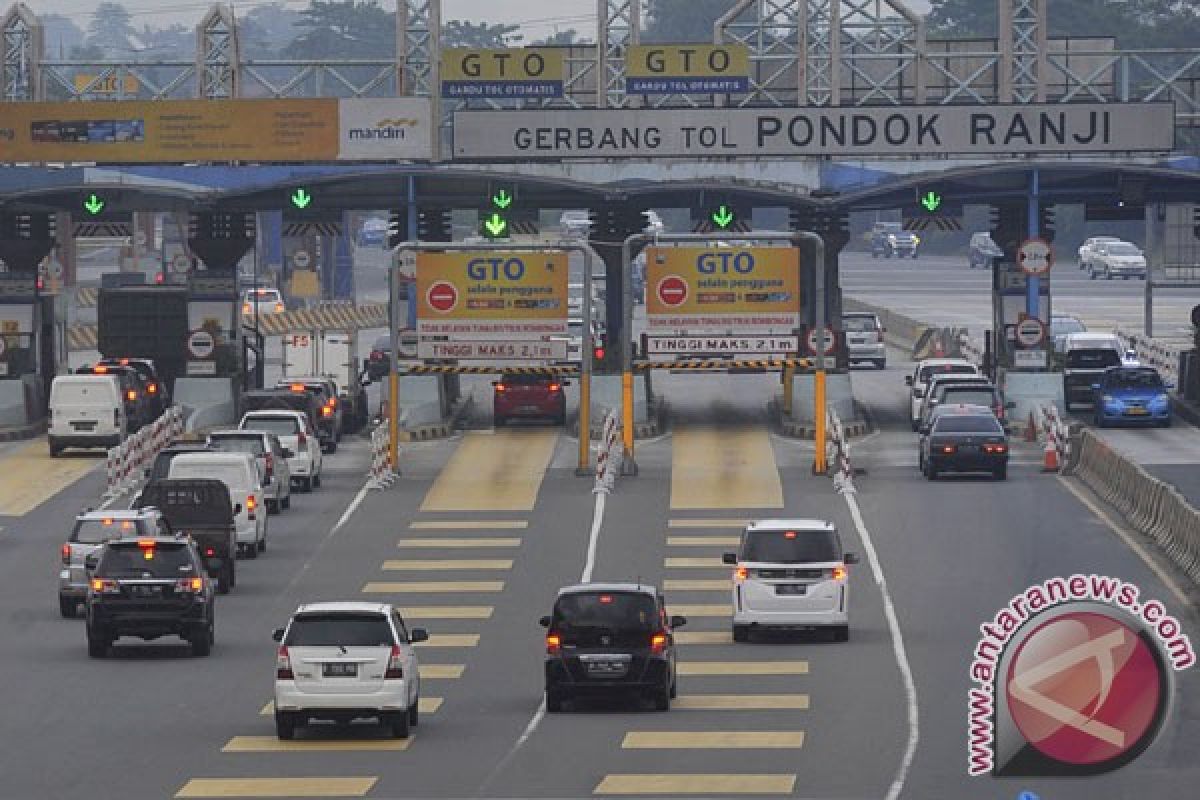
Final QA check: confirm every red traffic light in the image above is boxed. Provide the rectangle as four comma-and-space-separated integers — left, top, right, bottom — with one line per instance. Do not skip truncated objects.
593, 346, 606, 361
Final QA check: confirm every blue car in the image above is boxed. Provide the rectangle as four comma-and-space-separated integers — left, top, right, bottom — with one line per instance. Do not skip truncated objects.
1092, 366, 1172, 428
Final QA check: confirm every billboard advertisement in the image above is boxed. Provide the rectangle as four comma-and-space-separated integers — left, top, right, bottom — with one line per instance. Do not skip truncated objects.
645, 245, 800, 333
0, 98, 432, 163
415, 251, 568, 340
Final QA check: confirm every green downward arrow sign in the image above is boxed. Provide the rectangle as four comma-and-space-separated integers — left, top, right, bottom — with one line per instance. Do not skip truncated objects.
83, 193, 105, 215
484, 213, 508, 237
920, 191, 943, 213
290, 188, 312, 209
492, 189, 513, 209
711, 204, 735, 229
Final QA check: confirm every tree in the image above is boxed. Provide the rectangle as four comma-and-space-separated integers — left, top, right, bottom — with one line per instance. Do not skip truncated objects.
241, 3, 304, 57
86, 2, 136, 55
41, 14, 85, 59
532, 29, 585, 47
642, 0, 732, 43
925, 0, 1200, 47
442, 20, 523, 49
139, 23, 191, 59
283, 0, 395, 59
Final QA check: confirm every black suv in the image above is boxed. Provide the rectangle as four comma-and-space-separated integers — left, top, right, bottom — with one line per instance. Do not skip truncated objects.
97, 357, 169, 418
540, 583, 686, 712
85, 536, 217, 658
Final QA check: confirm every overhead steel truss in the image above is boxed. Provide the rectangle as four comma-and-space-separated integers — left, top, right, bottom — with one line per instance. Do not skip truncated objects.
2, 1, 1198, 133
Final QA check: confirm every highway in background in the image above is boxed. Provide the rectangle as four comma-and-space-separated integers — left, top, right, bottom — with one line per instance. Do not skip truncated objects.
0, 343, 1196, 798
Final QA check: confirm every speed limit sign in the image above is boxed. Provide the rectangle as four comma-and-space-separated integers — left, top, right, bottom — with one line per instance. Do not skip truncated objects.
1018, 238, 1054, 276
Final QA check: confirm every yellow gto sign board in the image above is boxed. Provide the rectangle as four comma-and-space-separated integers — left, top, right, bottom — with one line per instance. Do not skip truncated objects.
441, 48, 564, 98
416, 251, 568, 338
645, 246, 800, 332
0, 97, 433, 162
73, 73, 140, 95
626, 44, 750, 94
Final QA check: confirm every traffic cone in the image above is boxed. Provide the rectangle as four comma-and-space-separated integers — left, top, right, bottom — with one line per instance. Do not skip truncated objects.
1042, 435, 1060, 472
1024, 411, 1037, 442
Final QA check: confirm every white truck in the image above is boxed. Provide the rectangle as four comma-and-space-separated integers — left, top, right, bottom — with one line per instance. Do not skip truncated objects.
281, 331, 372, 433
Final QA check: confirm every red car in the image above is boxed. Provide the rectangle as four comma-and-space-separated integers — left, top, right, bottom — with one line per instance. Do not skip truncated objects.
493, 374, 567, 426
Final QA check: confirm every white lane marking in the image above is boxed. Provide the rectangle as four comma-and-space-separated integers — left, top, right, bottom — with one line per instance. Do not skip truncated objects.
276, 480, 372, 602
1058, 476, 1191, 608
842, 491, 919, 800
332, 483, 371, 534
480, 487, 610, 791
97, 492, 127, 511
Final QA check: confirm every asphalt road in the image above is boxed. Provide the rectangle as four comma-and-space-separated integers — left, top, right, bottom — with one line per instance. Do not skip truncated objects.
1, 348, 1197, 799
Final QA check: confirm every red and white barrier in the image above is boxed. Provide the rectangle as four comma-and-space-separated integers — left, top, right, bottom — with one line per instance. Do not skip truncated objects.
103, 406, 189, 498
1038, 404, 1070, 474
594, 409, 622, 494
826, 409, 856, 495
368, 424, 396, 489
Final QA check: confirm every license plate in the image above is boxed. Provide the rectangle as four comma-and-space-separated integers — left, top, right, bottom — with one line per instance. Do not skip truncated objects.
132, 585, 161, 598
958, 445, 980, 454
520, 405, 542, 413
1125, 408, 1148, 415
72, 421, 97, 431
775, 584, 808, 596
323, 663, 357, 677
585, 661, 626, 676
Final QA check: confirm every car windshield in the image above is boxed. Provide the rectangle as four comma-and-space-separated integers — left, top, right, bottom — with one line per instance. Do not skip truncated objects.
933, 415, 1003, 434
939, 389, 995, 407
842, 316, 878, 332
1107, 243, 1140, 256
553, 592, 658, 633
208, 436, 265, 455
1108, 369, 1163, 389
243, 416, 299, 435
72, 517, 141, 544
919, 364, 976, 383
1052, 318, 1086, 335
1066, 348, 1122, 369
372, 335, 391, 350
97, 543, 194, 578
742, 529, 840, 564
285, 613, 395, 647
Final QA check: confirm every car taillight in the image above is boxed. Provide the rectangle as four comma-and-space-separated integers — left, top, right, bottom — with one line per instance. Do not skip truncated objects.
545, 633, 562, 655
147, 383, 157, 395
155, 273, 164, 284
370, 350, 384, 361
830, 566, 848, 582
940, 444, 956, 454
321, 405, 333, 417
494, 384, 506, 393
61, 543, 71, 564
274, 303, 284, 313
126, 389, 137, 402
246, 494, 257, 519
175, 577, 204, 593
650, 633, 668, 654
204, 547, 215, 557
276, 646, 294, 680
984, 443, 1008, 454
327, 397, 336, 408
734, 566, 748, 582
994, 404, 1004, 420
90, 578, 120, 594
549, 383, 561, 392
297, 431, 307, 446
384, 645, 405, 679
243, 303, 252, 313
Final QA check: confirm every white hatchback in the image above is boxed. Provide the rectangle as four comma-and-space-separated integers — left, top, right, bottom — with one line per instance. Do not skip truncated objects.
724, 519, 859, 642
273, 602, 428, 739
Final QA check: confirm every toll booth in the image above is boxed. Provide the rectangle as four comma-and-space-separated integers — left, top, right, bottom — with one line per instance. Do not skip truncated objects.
0, 273, 55, 428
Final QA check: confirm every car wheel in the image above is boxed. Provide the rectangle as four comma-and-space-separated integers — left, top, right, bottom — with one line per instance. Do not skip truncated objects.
408, 697, 420, 727
86, 629, 109, 658
243, 541, 258, 560
313, 473, 321, 489
227, 558, 236, 589
388, 710, 410, 739
59, 596, 77, 618
926, 465, 938, 481
732, 624, 750, 643
1088, 269, 1096, 280
267, 498, 279, 515
282, 494, 291, 510
1159, 417, 1172, 428
325, 440, 338, 454
554, 412, 566, 427
910, 419, 919, 432
48, 442, 61, 458
669, 676, 678, 699
191, 621, 213, 657
653, 686, 671, 711
274, 712, 297, 740
832, 625, 850, 643
299, 477, 312, 493
545, 689, 565, 713
494, 415, 506, 427
217, 565, 232, 595
874, 359, 886, 370
994, 466, 1008, 481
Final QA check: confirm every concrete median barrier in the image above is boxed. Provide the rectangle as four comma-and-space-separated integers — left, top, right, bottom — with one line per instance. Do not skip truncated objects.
1070, 429, 1200, 586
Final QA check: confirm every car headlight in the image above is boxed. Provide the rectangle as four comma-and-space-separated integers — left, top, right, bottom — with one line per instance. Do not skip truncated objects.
912, 235, 921, 245
1151, 393, 1169, 406
1102, 395, 1119, 406
888, 235, 897, 243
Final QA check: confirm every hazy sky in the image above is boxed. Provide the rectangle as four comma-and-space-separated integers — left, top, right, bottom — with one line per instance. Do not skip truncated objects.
32, 1, 932, 40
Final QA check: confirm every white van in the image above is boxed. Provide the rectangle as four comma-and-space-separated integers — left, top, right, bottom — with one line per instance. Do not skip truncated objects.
167, 452, 267, 558
48, 374, 126, 457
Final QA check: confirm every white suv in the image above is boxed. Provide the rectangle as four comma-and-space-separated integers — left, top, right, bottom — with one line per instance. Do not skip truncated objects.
273, 602, 429, 739
723, 519, 859, 642
240, 410, 323, 492
906, 358, 980, 430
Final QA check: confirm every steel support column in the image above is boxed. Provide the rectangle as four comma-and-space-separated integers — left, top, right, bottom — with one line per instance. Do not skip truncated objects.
598, 0, 640, 108
1, 2, 40, 101
196, 4, 239, 99
999, 0, 1046, 103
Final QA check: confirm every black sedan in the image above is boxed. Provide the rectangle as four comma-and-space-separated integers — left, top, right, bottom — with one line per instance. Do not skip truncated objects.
921, 407, 1009, 481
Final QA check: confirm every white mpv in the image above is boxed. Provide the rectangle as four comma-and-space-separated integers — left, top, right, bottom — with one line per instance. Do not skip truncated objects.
273, 602, 428, 740
724, 519, 859, 643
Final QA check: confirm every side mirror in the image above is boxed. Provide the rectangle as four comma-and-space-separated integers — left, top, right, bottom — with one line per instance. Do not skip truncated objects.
721, 552, 737, 565
272, 627, 285, 642
669, 615, 688, 629
409, 627, 429, 644
360, 374, 373, 386
1004, 401, 1017, 410
561, 380, 572, 387
233, 503, 243, 515
844, 552, 861, 565
538, 615, 552, 628
904, 375, 913, 386
84, 553, 99, 571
